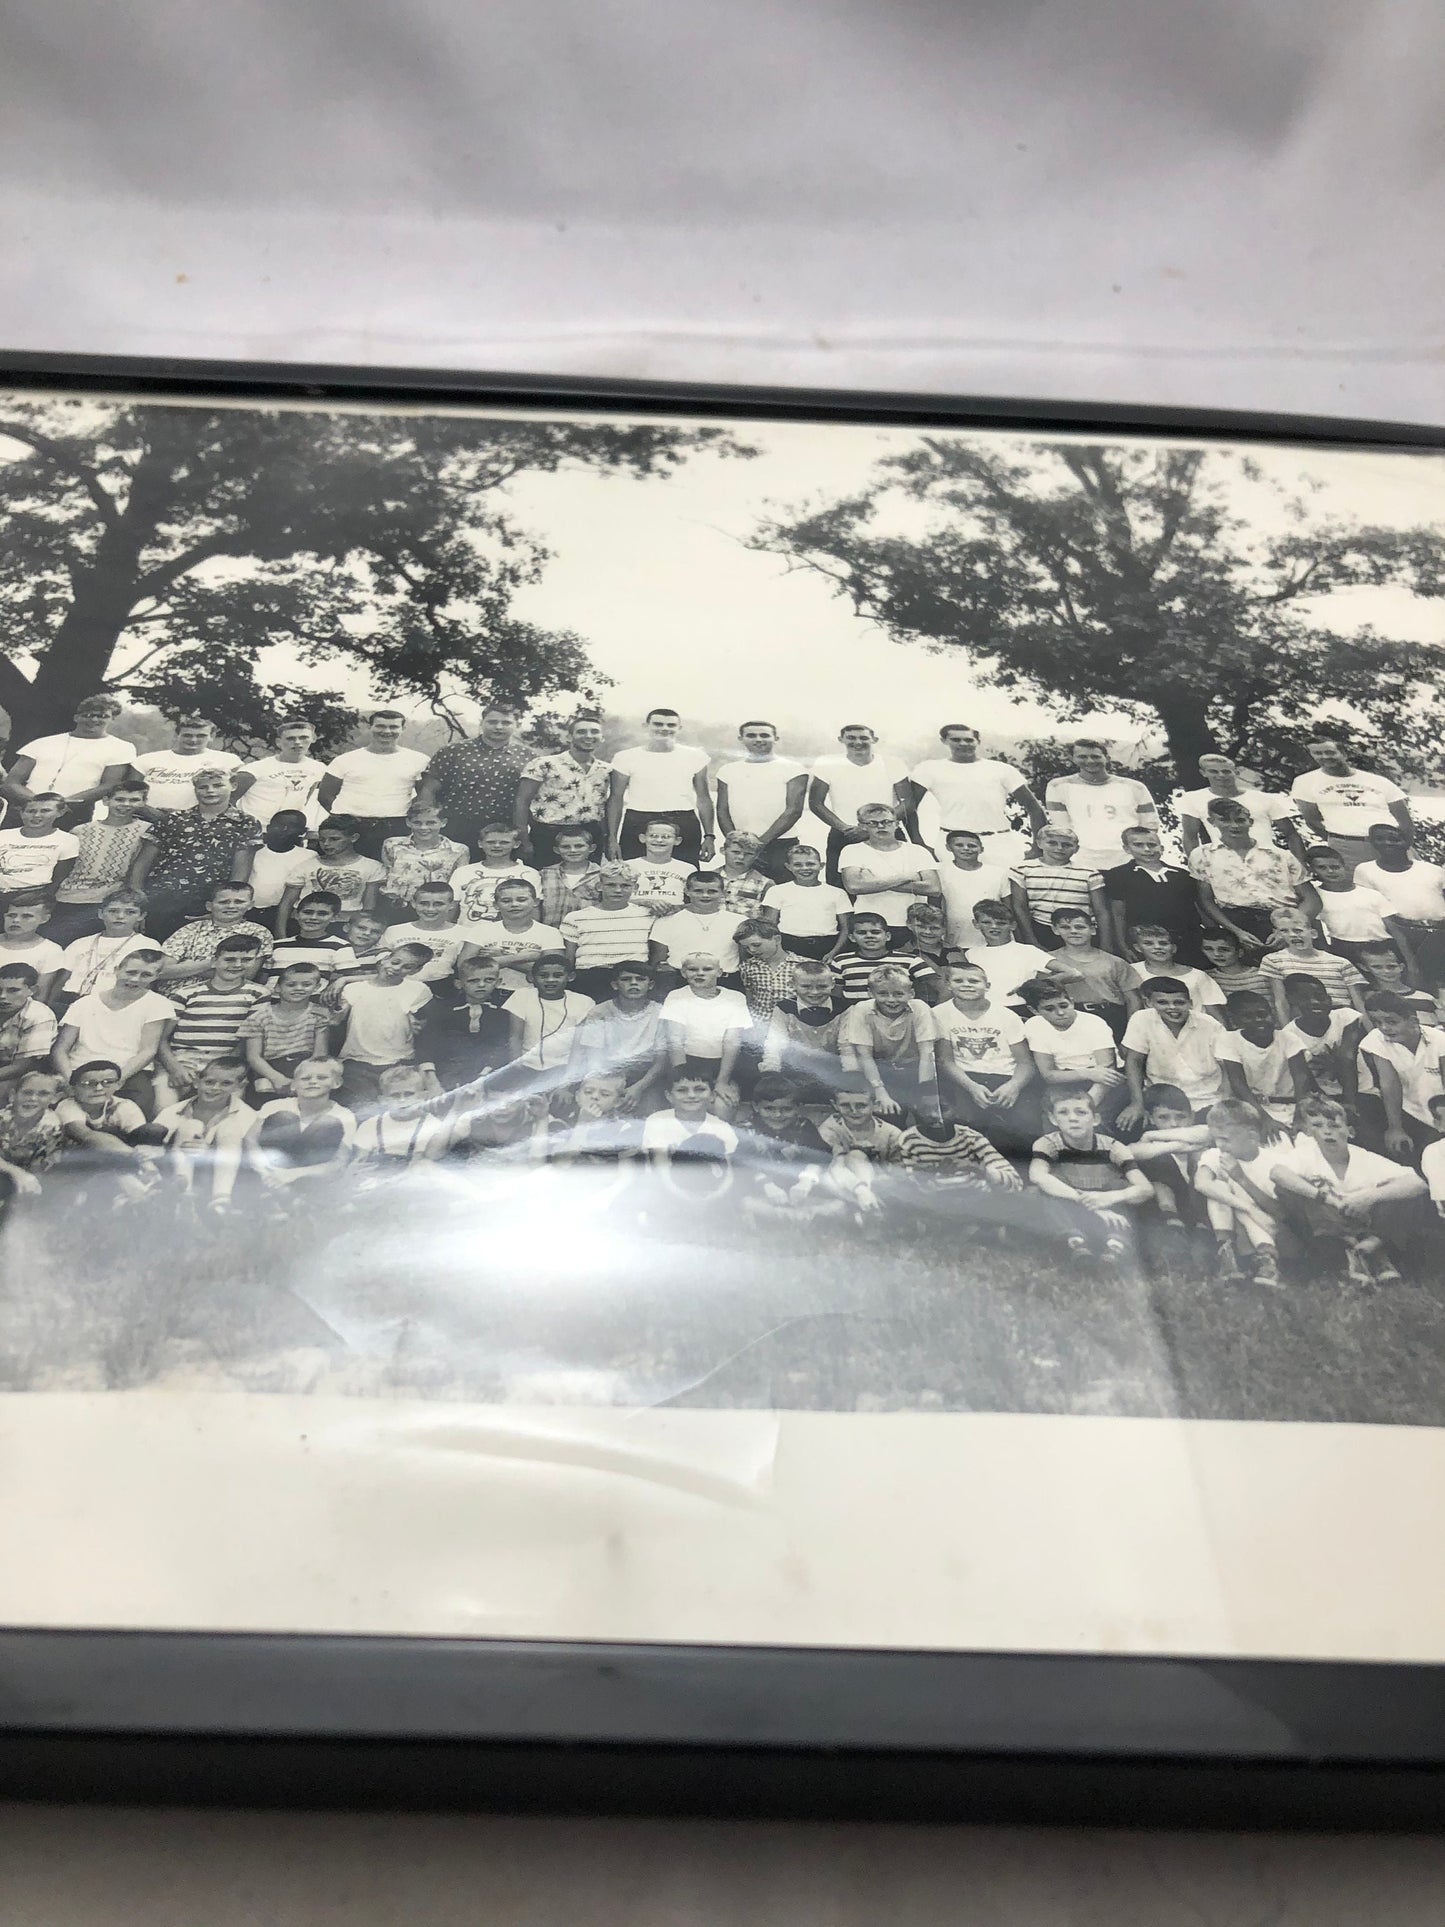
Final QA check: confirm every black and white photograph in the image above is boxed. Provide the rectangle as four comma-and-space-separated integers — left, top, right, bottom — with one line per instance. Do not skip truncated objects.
3, 384, 1445, 1427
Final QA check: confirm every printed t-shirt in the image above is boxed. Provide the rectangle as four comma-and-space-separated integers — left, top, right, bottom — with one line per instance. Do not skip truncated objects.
379, 920, 468, 984
928, 998, 1027, 1078
0, 828, 79, 888
236, 754, 327, 827
624, 856, 695, 913
133, 748, 242, 811
450, 860, 542, 927
1044, 775, 1155, 868
1289, 767, 1407, 838
292, 855, 385, 914
454, 918, 564, 991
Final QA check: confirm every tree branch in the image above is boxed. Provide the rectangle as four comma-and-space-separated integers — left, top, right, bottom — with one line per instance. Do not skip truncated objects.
0, 417, 123, 530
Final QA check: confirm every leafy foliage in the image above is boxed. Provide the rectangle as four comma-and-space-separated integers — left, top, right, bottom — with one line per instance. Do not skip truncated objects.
0, 399, 750, 745
751, 441, 1445, 782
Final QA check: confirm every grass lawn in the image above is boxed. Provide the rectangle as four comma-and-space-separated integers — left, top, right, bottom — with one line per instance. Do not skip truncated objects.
3, 1165, 1445, 1425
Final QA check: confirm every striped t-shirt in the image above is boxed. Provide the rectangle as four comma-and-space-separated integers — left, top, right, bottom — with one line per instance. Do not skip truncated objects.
167, 981, 270, 1064
1258, 947, 1365, 1010
830, 947, 936, 1004
896, 1123, 1012, 1181
558, 903, 655, 970
1009, 858, 1103, 929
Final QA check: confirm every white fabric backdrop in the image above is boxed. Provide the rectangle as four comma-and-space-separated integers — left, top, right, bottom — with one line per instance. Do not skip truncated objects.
1, 0, 1442, 422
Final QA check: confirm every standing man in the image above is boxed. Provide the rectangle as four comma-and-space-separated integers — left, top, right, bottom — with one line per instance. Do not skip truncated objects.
133, 714, 243, 814
129, 766, 261, 938
714, 722, 809, 881
906, 724, 1045, 867
316, 710, 430, 859
1044, 739, 1158, 874
513, 712, 612, 867
1175, 752, 1305, 860
2, 695, 136, 826
607, 708, 715, 865
416, 700, 531, 860
232, 717, 327, 830
808, 725, 910, 884
1290, 736, 1413, 875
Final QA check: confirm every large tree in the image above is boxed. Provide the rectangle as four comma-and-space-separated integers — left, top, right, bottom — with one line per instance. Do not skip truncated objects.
751, 440, 1445, 784
0, 399, 746, 750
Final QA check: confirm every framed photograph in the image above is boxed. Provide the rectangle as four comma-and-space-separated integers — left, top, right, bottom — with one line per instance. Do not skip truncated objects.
3, 354, 1445, 1822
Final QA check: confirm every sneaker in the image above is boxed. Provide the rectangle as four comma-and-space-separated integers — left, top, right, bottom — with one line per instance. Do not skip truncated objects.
1251, 1249, 1282, 1289
1373, 1260, 1404, 1287
1214, 1241, 1244, 1282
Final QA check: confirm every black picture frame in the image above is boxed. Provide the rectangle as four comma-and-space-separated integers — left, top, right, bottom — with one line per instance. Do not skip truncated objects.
2, 351, 1444, 1826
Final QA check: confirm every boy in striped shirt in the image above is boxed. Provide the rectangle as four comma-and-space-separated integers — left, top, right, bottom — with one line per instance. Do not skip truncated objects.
559, 865, 656, 1002
1257, 906, 1368, 1021
155, 935, 269, 1104
1009, 825, 1109, 950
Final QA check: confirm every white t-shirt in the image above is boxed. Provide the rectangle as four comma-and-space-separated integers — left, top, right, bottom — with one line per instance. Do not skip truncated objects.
1176, 785, 1293, 842
642, 1110, 739, 1157
808, 753, 908, 825
1129, 960, 1226, 1011
1195, 1140, 1294, 1203
1283, 1132, 1415, 1201
650, 907, 746, 971
929, 998, 1027, 1077
292, 855, 386, 913
761, 880, 851, 939
660, 984, 751, 1058
1045, 774, 1156, 868
1120, 1008, 1226, 1108
1212, 1027, 1300, 1118
935, 860, 1012, 947
1290, 767, 1407, 838
1353, 859, 1445, 923
58, 930, 154, 998
1280, 1009, 1359, 1096
237, 754, 327, 827
338, 977, 431, 1064
323, 746, 429, 818
1358, 1023, 1445, 1123
610, 744, 711, 814
962, 940, 1053, 1004
502, 986, 595, 1068
65, 988, 177, 1063
0, 938, 64, 979
455, 918, 564, 991
839, 842, 936, 927
1316, 885, 1392, 945
715, 757, 807, 836
379, 921, 468, 985
451, 860, 542, 927
15, 732, 136, 798
1022, 1010, 1118, 1074
133, 747, 242, 811
908, 757, 1025, 834
247, 844, 314, 910
0, 827, 79, 887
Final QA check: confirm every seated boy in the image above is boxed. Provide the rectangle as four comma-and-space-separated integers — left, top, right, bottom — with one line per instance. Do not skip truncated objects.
894, 1111, 1022, 1196
1019, 974, 1122, 1126
1356, 989, 1445, 1163
53, 1058, 166, 1204
567, 960, 668, 1114
54, 888, 153, 1006
832, 910, 938, 1004
760, 957, 848, 1105
238, 960, 332, 1095
0, 1068, 66, 1224
502, 954, 595, 1082
1130, 1082, 1212, 1231
640, 1065, 739, 1203
1279, 972, 1364, 1109
0, 892, 66, 1007
1027, 1083, 1152, 1265
53, 947, 175, 1115
1272, 1093, 1429, 1286
151, 1055, 257, 1212
732, 1073, 836, 1226
156, 880, 273, 983
0, 961, 60, 1101
659, 953, 750, 1114
457, 877, 565, 992
837, 963, 938, 1121
928, 958, 1035, 1148
1192, 1098, 1290, 1284
818, 1080, 906, 1219
379, 879, 468, 984
247, 1056, 356, 1201
413, 955, 514, 1090
1214, 990, 1309, 1131
1119, 976, 1227, 1131
545, 1068, 646, 1169
348, 1062, 454, 1181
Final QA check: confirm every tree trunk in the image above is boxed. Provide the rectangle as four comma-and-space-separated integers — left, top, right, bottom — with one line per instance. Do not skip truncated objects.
15, 444, 176, 741
1153, 688, 1217, 785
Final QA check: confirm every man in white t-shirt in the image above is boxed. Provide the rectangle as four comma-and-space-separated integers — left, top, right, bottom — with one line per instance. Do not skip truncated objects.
1044, 740, 1158, 873
1174, 752, 1305, 859
232, 718, 328, 830
807, 724, 911, 883
1290, 737, 1413, 875
316, 710, 429, 858
714, 721, 809, 880
606, 707, 715, 865
2, 696, 136, 827
133, 715, 243, 814
907, 723, 1046, 868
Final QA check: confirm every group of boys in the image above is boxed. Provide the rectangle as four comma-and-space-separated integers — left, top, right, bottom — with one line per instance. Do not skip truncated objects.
1, 700, 1443, 1286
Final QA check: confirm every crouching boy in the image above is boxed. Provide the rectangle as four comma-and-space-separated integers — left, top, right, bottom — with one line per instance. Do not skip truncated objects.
1191, 1098, 1289, 1285
1027, 1083, 1152, 1266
